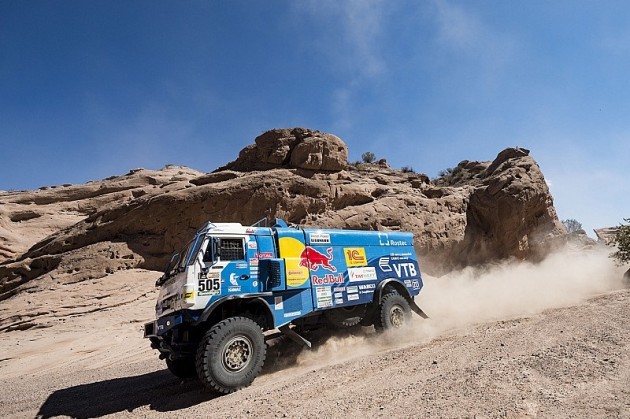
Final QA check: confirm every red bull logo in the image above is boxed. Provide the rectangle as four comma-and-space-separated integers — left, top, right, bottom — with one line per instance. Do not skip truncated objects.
311, 273, 344, 285
299, 247, 337, 272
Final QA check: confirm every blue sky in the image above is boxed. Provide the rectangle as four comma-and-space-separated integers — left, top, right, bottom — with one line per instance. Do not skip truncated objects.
1, 1, 628, 234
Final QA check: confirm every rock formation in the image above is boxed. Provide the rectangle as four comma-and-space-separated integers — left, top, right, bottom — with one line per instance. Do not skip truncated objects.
0, 128, 565, 330
218, 128, 348, 172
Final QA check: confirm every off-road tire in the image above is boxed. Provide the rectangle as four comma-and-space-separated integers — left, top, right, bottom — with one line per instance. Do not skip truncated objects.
195, 317, 266, 394
374, 291, 412, 331
165, 357, 196, 379
324, 305, 366, 329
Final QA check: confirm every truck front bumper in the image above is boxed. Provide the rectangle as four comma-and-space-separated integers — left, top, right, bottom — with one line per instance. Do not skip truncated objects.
143, 313, 185, 338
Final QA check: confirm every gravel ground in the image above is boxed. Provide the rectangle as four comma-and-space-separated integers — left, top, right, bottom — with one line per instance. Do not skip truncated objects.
1, 287, 628, 419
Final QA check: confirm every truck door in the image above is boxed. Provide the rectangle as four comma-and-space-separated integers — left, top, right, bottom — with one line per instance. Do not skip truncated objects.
216, 236, 252, 295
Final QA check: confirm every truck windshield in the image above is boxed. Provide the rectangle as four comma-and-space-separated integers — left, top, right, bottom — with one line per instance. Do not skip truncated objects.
185, 233, 205, 266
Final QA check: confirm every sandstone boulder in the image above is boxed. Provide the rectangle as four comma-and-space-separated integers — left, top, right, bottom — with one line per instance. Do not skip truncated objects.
219, 128, 347, 172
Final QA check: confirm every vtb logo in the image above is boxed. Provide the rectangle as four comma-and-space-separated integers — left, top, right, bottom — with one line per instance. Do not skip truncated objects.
344, 247, 367, 267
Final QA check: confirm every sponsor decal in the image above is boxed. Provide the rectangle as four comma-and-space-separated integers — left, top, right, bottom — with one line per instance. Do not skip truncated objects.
378, 257, 418, 277
228, 286, 241, 293
249, 258, 259, 267
245, 228, 256, 234
248, 241, 257, 249
229, 273, 239, 286
346, 286, 358, 293
377, 233, 409, 247
344, 248, 367, 267
347, 294, 359, 301
412, 279, 421, 290
404, 280, 412, 287
335, 298, 344, 305
183, 291, 194, 300
348, 267, 377, 282
236, 262, 248, 269
315, 286, 333, 308
284, 311, 301, 318
198, 289, 220, 297
198, 271, 220, 280
379, 257, 392, 273
359, 284, 375, 295
309, 232, 331, 244
334, 292, 344, 299
278, 236, 309, 287
274, 296, 283, 310
258, 251, 274, 259
300, 247, 336, 272
252, 281, 258, 287
311, 273, 344, 285
198, 277, 221, 296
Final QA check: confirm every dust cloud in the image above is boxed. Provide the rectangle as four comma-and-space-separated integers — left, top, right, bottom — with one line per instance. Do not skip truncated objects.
293, 246, 626, 369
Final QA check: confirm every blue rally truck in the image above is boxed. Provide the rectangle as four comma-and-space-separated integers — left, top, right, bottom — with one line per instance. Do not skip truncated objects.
144, 218, 427, 394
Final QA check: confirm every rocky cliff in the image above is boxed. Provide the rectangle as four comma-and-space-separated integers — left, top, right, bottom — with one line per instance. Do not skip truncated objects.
0, 128, 564, 310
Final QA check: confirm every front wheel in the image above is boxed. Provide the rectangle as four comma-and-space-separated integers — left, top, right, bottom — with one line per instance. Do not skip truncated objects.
374, 291, 412, 331
196, 317, 266, 394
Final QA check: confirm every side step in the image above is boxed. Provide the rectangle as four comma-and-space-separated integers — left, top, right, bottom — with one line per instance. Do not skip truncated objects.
279, 325, 312, 349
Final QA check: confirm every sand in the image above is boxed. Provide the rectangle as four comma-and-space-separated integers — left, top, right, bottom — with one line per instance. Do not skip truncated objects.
0, 248, 628, 418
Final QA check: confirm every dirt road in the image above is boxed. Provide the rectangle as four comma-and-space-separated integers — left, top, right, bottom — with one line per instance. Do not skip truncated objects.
1, 288, 628, 417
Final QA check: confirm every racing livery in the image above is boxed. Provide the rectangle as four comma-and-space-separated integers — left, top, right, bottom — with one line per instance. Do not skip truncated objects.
144, 218, 427, 394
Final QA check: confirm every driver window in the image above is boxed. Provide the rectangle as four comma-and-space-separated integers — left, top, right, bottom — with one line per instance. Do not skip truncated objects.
203, 242, 213, 263
220, 238, 245, 261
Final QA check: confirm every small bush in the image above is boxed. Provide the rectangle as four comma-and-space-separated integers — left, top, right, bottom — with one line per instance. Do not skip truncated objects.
437, 167, 454, 178
361, 152, 376, 164
401, 166, 415, 173
562, 219, 583, 234
611, 218, 630, 265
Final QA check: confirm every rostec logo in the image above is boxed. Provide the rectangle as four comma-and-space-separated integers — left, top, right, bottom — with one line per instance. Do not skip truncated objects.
344, 247, 367, 267
299, 247, 337, 272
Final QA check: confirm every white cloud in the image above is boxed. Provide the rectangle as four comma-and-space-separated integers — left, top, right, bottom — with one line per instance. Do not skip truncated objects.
430, 0, 517, 90
298, 0, 387, 80
294, 0, 390, 130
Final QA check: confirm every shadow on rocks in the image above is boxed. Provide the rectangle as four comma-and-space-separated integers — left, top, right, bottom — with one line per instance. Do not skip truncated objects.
36, 370, 217, 418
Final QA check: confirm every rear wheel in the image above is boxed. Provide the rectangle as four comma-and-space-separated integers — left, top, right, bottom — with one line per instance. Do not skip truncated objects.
165, 356, 196, 379
324, 305, 366, 329
374, 291, 412, 331
196, 317, 266, 394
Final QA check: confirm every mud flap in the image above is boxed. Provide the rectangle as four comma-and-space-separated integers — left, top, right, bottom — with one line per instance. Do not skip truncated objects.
410, 299, 429, 319
279, 325, 312, 349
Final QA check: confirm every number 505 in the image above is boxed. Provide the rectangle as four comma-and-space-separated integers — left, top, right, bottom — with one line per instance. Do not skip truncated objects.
198, 278, 220, 291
